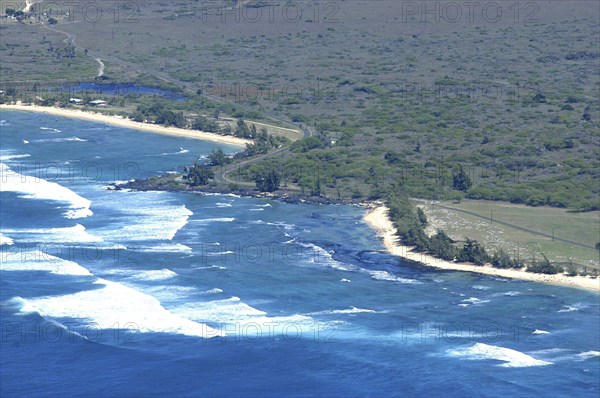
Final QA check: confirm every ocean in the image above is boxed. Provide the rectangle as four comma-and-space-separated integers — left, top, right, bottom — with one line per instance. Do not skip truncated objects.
1, 110, 599, 397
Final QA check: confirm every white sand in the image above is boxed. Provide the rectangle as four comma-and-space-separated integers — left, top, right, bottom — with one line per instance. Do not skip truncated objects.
363, 205, 600, 293
0, 104, 252, 147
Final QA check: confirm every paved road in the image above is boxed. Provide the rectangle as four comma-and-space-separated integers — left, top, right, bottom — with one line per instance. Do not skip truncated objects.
214, 124, 313, 184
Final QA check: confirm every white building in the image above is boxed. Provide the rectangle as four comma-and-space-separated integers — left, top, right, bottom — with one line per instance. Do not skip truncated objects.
89, 99, 107, 107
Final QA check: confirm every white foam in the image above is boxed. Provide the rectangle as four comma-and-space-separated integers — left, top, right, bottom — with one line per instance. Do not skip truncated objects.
113, 179, 135, 186
196, 265, 227, 270
18, 278, 223, 338
249, 208, 264, 211
369, 270, 422, 285
0, 250, 92, 276
558, 304, 585, 313
174, 296, 267, 324
2, 224, 102, 243
215, 202, 232, 208
340, 278, 351, 283
159, 148, 189, 156
0, 233, 14, 246
138, 243, 192, 253
310, 306, 378, 315
201, 288, 224, 295
23, 140, 29, 144
140, 285, 199, 301
533, 329, 550, 335
446, 343, 553, 368
250, 220, 295, 230
34, 137, 88, 143
529, 348, 599, 363
40, 127, 61, 133
0, 153, 31, 161
499, 291, 522, 297
173, 296, 326, 338
99, 204, 192, 241
0, 163, 93, 219
129, 269, 178, 281
472, 285, 490, 290
192, 217, 235, 223
577, 351, 600, 361
205, 250, 234, 256
298, 242, 356, 272
460, 297, 490, 305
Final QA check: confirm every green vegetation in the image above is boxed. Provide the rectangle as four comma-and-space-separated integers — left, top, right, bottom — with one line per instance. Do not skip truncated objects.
527, 254, 564, 275
384, 197, 584, 275
183, 163, 214, 186
2, 2, 598, 277
254, 166, 281, 192
208, 148, 230, 166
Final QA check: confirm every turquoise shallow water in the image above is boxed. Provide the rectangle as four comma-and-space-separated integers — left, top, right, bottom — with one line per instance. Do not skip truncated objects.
1, 110, 599, 397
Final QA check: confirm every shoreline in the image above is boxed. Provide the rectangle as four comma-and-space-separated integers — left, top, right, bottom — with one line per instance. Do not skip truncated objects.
0, 104, 252, 147
363, 205, 600, 293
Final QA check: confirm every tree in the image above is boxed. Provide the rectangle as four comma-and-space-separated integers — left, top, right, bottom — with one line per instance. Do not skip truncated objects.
183, 163, 214, 186
457, 238, 488, 265
255, 167, 280, 192
416, 207, 427, 226
235, 119, 251, 138
527, 253, 562, 275
312, 169, 322, 197
428, 230, 456, 260
491, 248, 514, 269
208, 147, 229, 166
452, 167, 472, 191
192, 116, 218, 132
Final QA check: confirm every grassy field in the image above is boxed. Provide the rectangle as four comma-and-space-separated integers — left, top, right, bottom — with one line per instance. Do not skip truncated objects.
418, 199, 600, 270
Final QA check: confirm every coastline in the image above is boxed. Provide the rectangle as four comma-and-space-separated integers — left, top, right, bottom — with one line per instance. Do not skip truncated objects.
363, 205, 600, 293
0, 104, 252, 147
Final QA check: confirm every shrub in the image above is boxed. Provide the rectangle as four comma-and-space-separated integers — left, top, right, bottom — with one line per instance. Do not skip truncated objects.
527, 254, 563, 274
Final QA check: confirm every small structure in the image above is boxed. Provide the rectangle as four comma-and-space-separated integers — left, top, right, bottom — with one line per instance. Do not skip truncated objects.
69, 98, 83, 104
89, 99, 107, 107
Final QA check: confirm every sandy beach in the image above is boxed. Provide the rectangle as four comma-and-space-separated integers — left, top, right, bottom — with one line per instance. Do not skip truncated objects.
364, 205, 600, 293
0, 104, 252, 147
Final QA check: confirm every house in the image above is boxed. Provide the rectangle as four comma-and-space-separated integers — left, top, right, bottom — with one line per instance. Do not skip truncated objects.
89, 99, 107, 107
69, 98, 83, 104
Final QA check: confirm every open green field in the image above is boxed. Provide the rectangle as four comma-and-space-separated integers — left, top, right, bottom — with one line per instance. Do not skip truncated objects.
418, 199, 600, 270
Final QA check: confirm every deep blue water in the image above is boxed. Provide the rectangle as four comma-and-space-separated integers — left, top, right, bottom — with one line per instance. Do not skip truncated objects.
1, 110, 599, 397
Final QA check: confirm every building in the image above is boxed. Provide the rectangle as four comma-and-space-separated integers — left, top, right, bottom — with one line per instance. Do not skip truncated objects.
69, 98, 83, 104
89, 100, 107, 107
